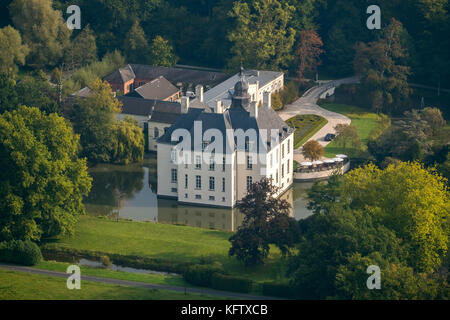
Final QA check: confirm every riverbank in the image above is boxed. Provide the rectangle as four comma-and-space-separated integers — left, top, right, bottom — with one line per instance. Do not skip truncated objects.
42, 216, 290, 286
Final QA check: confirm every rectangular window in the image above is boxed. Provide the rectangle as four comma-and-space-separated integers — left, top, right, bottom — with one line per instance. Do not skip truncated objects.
184, 174, 188, 189
209, 158, 215, 171
282, 164, 284, 178
171, 188, 177, 193
270, 154, 273, 168
171, 149, 177, 163
209, 196, 215, 201
154, 127, 159, 138
222, 178, 225, 192
246, 176, 253, 191
276, 170, 279, 184
195, 195, 201, 200
195, 155, 201, 169
209, 177, 215, 191
222, 157, 226, 172
247, 155, 252, 170
195, 175, 201, 189
171, 169, 177, 183
282, 144, 285, 159
287, 139, 290, 154
287, 160, 290, 174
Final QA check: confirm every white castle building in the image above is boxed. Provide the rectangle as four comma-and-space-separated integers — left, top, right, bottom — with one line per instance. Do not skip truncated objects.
156, 68, 294, 208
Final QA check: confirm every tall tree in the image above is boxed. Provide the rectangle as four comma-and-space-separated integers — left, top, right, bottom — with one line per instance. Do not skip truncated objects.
0, 25, 28, 74
123, 21, 150, 64
353, 18, 412, 114
227, 0, 296, 71
0, 73, 19, 113
229, 178, 297, 265
71, 79, 122, 163
64, 24, 98, 72
111, 117, 145, 165
9, 0, 71, 68
149, 35, 178, 67
296, 29, 324, 83
342, 162, 449, 273
0, 106, 91, 241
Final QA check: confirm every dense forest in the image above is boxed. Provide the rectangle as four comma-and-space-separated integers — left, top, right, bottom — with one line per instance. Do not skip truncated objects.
1, 0, 449, 85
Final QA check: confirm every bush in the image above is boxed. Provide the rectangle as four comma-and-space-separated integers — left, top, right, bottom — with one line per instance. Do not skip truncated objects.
271, 93, 283, 111
280, 81, 299, 105
0, 240, 43, 266
100, 255, 112, 268
183, 263, 223, 287
210, 273, 253, 293
262, 282, 295, 298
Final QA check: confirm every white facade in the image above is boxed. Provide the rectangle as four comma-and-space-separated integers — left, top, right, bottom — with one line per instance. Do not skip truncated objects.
157, 134, 294, 208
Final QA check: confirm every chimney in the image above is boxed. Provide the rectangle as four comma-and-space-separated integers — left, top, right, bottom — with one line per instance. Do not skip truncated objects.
250, 101, 258, 118
214, 100, 223, 114
181, 96, 190, 114
263, 91, 271, 109
195, 85, 204, 102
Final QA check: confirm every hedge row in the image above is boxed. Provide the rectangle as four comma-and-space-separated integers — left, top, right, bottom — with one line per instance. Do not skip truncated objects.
210, 273, 253, 293
182, 264, 253, 293
262, 282, 296, 299
40, 244, 190, 274
0, 240, 43, 266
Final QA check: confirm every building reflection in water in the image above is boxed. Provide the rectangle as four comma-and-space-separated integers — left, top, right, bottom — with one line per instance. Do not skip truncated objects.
84, 156, 307, 232
157, 188, 294, 232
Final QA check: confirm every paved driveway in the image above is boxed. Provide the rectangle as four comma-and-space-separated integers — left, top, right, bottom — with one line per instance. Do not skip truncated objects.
277, 77, 359, 161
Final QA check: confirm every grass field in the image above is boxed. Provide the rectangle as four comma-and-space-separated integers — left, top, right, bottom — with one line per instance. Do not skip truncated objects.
46, 216, 289, 284
0, 269, 219, 300
34, 260, 191, 288
286, 114, 328, 148
319, 103, 385, 158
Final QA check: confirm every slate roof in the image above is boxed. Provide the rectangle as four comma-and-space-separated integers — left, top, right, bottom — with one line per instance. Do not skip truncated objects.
103, 64, 230, 88
104, 64, 136, 84
128, 76, 180, 100
130, 64, 229, 88
157, 104, 293, 152
189, 69, 283, 111
117, 96, 180, 118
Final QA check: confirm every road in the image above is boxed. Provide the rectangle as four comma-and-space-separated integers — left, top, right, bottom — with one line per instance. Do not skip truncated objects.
0, 263, 279, 300
277, 77, 359, 161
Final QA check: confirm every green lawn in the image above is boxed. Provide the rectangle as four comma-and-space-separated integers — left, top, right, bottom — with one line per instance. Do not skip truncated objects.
34, 260, 190, 288
0, 269, 220, 300
286, 114, 328, 148
319, 103, 385, 158
45, 216, 289, 285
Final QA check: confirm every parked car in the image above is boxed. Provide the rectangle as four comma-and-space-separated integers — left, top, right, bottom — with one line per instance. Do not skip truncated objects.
325, 133, 336, 141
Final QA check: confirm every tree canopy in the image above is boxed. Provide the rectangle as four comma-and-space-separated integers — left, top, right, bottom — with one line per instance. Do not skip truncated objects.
0, 106, 91, 241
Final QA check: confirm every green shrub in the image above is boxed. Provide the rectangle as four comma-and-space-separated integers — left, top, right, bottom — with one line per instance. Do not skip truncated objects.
0, 240, 43, 266
262, 282, 295, 298
100, 255, 112, 268
210, 273, 253, 293
183, 263, 223, 287
271, 93, 283, 111
280, 81, 299, 105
